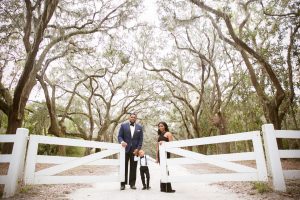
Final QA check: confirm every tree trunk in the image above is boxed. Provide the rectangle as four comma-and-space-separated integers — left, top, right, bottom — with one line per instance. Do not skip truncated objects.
84, 148, 92, 156
2, 0, 59, 153
186, 133, 193, 151
265, 101, 284, 149
96, 122, 110, 142
212, 112, 230, 154
57, 121, 66, 156
3, 109, 23, 153
189, 0, 291, 150
196, 145, 207, 154
217, 126, 230, 154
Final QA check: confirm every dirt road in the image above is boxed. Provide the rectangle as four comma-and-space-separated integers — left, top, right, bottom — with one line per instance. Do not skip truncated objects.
68, 161, 246, 200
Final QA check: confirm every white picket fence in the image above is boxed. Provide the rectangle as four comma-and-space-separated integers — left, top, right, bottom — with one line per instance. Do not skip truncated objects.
159, 131, 268, 183
262, 124, 300, 191
0, 124, 299, 198
24, 134, 125, 185
0, 128, 29, 198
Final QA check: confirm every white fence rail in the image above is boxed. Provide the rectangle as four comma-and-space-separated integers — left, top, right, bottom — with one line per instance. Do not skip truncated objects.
0, 128, 29, 198
24, 135, 125, 185
262, 124, 300, 192
159, 131, 268, 183
1, 124, 299, 198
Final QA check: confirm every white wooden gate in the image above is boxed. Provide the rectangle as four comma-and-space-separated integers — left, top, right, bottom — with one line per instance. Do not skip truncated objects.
262, 124, 300, 191
24, 135, 125, 185
159, 131, 268, 183
0, 128, 28, 198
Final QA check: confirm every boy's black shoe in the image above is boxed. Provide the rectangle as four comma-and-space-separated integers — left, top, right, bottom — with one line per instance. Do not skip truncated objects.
142, 186, 147, 190
147, 186, 151, 190
130, 185, 136, 189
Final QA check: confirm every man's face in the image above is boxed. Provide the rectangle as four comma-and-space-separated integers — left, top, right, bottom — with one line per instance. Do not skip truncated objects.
129, 114, 137, 123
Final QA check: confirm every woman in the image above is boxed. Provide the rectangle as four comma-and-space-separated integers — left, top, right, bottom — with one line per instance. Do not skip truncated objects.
156, 121, 176, 193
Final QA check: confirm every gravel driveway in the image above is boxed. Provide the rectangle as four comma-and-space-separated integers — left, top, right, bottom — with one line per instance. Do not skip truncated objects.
2, 160, 299, 199
68, 162, 247, 200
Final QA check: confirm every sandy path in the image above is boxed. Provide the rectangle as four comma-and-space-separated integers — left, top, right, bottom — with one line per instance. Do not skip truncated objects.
68, 161, 246, 200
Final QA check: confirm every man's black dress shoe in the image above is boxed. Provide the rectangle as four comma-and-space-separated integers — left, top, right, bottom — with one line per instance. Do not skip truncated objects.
142, 186, 146, 190
120, 185, 125, 190
130, 185, 137, 189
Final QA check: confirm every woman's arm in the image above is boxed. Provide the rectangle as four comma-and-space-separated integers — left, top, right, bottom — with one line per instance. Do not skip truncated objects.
156, 142, 159, 163
166, 132, 173, 141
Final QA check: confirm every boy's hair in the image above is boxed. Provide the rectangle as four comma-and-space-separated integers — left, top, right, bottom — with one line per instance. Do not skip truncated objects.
138, 149, 144, 155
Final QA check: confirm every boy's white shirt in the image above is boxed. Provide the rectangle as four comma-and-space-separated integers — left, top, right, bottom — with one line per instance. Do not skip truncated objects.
134, 155, 139, 161
136, 155, 149, 166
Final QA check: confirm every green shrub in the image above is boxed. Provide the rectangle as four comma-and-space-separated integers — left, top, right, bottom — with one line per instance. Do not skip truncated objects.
19, 185, 32, 193
252, 182, 271, 193
65, 146, 85, 157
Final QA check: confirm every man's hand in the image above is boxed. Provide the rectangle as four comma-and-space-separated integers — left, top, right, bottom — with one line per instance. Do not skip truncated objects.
121, 141, 127, 147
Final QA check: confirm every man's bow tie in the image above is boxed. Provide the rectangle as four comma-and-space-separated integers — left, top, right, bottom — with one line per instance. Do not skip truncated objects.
140, 156, 144, 158
130, 123, 134, 126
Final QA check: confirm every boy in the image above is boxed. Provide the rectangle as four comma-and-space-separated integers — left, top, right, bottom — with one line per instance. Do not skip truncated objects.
138, 150, 151, 190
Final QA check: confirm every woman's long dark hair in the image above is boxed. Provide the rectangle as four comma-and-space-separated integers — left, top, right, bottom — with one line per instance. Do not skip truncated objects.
157, 121, 169, 135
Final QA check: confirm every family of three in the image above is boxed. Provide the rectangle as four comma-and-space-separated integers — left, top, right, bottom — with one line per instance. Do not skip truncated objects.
117, 112, 175, 193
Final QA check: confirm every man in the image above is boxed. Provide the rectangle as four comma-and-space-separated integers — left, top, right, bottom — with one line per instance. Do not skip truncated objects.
118, 113, 143, 190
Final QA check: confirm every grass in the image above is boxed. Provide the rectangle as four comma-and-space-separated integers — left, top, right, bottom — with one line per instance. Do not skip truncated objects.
252, 182, 271, 193
19, 185, 33, 194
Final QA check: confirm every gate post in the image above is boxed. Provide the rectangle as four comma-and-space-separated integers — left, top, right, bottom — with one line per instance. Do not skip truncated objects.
24, 135, 39, 185
3, 128, 29, 198
252, 131, 268, 181
262, 124, 286, 191
159, 142, 168, 183
119, 145, 125, 182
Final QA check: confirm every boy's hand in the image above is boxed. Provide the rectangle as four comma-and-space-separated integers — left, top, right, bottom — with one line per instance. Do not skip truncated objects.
133, 149, 139, 156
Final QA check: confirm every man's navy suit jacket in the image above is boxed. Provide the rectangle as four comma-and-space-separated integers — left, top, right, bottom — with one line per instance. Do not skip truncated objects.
118, 122, 143, 153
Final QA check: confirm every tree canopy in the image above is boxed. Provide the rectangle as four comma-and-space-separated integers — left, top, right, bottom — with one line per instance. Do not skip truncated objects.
0, 0, 299, 155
